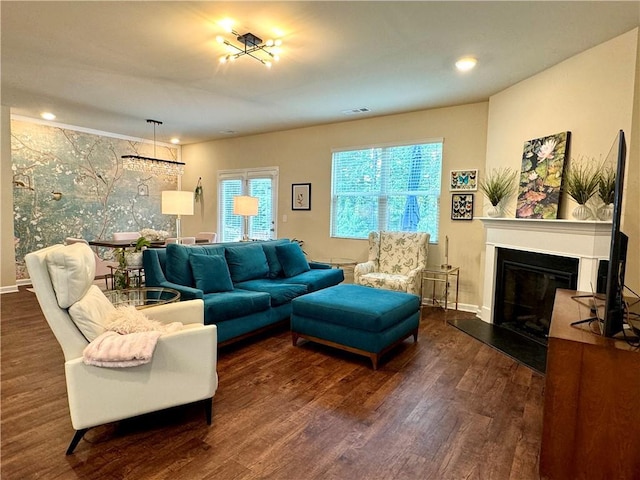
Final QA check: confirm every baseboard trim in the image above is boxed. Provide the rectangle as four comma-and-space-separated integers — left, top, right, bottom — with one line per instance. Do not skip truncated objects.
0, 285, 20, 294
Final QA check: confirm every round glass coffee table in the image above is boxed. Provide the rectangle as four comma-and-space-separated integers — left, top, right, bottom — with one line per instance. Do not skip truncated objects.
103, 287, 180, 309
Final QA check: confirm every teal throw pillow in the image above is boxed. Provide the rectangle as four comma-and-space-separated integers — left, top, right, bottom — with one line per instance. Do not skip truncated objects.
225, 244, 270, 282
262, 240, 290, 278
189, 254, 234, 293
276, 242, 310, 278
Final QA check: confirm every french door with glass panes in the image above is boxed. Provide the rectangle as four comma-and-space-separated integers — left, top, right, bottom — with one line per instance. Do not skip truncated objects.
218, 168, 278, 242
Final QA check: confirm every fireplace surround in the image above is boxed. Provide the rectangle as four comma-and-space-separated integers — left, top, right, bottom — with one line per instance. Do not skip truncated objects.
494, 248, 579, 344
479, 218, 612, 326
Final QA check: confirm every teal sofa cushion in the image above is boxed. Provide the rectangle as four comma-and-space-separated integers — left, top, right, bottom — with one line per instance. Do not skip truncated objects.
261, 239, 290, 278
165, 243, 225, 287
225, 244, 270, 282
271, 268, 344, 292
202, 289, 271, 322
234, 279, 307, 306
276, 242, 310, 277
189, 254, 234, 293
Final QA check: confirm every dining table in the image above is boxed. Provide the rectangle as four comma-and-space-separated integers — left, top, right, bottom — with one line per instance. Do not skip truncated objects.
88, 238, 210, 248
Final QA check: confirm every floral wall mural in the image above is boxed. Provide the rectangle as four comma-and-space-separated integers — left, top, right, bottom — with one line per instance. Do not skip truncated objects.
11, 118, 179, 280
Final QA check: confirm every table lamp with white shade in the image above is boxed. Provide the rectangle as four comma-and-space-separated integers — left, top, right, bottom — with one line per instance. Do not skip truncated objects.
162, 190, 194, 244
233, 195, 259, 241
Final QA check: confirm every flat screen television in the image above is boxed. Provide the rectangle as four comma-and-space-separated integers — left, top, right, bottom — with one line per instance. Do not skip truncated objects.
601, 129, 628, 337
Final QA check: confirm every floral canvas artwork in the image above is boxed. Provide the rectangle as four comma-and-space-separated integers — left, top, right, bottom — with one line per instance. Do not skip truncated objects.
516, 131, 570, 219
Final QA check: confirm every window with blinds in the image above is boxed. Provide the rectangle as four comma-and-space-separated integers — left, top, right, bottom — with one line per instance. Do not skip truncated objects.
331, 141, 442, 241
218, 168, 278, 242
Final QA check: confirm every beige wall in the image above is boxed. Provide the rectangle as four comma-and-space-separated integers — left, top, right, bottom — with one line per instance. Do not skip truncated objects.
1, 106, 18, 292
182, 103, 489, 309
485, 28, 639, 293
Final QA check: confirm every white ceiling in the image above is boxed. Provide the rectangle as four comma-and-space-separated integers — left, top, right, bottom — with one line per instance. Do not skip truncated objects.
2, 1, 639, 145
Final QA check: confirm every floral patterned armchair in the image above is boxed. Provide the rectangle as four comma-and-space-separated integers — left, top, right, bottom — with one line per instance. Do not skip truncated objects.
354, 231, 430, 295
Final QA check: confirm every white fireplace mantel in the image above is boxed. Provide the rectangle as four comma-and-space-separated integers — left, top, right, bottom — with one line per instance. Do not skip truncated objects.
479, 217, 612, 323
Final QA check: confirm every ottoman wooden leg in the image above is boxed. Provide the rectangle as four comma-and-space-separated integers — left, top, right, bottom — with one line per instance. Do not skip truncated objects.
413, 328, 419, 342
370, 353, 379, 370
292, 332, 299, 346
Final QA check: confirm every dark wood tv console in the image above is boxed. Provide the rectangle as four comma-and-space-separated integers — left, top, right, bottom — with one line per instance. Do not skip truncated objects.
540, 289, 640, 479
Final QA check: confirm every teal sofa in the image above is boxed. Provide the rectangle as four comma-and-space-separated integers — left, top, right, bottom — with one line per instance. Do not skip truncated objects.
143, 239, 344, 345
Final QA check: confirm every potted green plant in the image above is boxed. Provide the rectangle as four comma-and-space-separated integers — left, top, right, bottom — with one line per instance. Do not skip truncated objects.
125, 236, 151, 267
597, 166, 615, 220
478, 167, 518, 217
563, 158, 600, 220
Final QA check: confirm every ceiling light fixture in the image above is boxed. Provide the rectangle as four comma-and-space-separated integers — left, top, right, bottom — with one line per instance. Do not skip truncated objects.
455, 57, 477, 72
217, 29, 282, 68
122, 119, 185, 176
41, 112, 56, 121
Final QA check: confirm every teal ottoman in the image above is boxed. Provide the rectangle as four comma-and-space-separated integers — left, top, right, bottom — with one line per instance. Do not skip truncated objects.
291, 284, 420, 369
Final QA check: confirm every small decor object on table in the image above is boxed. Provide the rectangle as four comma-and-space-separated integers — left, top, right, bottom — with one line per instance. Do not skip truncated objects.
478, 167, 518, 218
450, 169, 478, 191
113, 236, 151, 288
451, 193, 474, 220
516, 131, 570, 219
292, 183, 311, 210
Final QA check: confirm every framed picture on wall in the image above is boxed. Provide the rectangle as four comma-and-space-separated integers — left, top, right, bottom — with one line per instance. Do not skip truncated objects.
451, 193, 474, 220
450, 169, 478, 191
292, 183, 311, 210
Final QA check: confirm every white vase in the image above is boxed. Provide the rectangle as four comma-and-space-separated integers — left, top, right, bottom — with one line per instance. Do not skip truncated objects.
487, 204, 503, 218
597, 203, 614, 221
571, 204, 591, 221
125, 251, 143, 268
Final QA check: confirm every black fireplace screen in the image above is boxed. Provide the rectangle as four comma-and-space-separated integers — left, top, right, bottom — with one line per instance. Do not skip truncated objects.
494, 248, 578, 345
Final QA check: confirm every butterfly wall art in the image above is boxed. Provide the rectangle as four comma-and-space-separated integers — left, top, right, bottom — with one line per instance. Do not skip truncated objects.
451, 194, 474, 220
450, 169, 478, 191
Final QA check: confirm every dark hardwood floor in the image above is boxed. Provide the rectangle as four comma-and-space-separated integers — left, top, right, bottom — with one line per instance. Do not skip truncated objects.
1, 288, 544, 479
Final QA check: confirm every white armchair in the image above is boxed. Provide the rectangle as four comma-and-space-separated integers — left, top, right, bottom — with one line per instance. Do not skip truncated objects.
354, 231, 430, 295
25, 243, 218, 455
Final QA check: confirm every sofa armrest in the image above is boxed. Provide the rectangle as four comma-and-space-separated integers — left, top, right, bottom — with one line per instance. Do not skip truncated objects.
405, 267, 424, 296
354, 260, 376, 284
144, 299, 205, 325
309, 261, 331, 269
154, 281, 204, 300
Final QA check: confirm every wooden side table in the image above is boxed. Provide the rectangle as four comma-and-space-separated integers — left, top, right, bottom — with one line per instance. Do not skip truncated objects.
421, 265, 460, 311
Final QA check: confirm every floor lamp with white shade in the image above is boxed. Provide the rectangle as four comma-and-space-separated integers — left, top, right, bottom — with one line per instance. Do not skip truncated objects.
233, 195, 259, 241
162, 190, 194, 244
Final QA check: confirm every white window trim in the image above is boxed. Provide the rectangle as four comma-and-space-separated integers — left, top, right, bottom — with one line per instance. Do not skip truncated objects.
330, 139, 443, 242
217, 167, 279, 240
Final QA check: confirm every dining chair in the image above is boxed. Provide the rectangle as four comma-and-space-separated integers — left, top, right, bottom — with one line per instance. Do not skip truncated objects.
112, 231, 140, 241
165, 237, 196, 245
196, 232, 217, 243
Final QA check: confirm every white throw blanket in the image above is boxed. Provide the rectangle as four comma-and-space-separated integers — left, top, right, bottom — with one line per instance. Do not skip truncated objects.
83, 330, 162, 368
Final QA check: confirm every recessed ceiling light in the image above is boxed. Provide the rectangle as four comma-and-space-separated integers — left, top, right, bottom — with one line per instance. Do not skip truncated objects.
455, 57, 477, 72
40, 112, 56, 120
170, 138, 180, 144
219, 130, 237, 135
